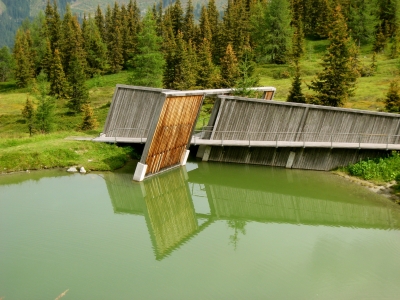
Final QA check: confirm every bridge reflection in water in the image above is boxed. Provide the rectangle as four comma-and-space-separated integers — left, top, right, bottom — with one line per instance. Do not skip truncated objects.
103, 162, 400, 260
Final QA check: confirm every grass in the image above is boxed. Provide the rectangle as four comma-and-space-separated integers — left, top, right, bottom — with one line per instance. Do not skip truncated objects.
0, 132, 137, 173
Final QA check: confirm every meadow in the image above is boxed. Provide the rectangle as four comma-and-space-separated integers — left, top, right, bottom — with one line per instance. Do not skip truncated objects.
0, 40, 399, 175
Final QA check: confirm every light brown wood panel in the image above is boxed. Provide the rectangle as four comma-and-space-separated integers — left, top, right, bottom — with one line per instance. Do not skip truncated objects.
145, 95, 203, 175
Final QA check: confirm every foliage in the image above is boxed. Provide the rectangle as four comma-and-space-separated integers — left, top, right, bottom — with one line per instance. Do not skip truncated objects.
220, 43, 239, 88
233, 54, 259, 97
21, 97, 36, 136
79, 103, 98, 131
128, 10, 165, 88
385, 80, 400, 112
347, 152, 400, 182
34, 72, 55, 133
66, 56, 89, 113
0, 46, 14, 82
308, 5, 359, 107
256, 0, 292, 64
287, 62, 306, 103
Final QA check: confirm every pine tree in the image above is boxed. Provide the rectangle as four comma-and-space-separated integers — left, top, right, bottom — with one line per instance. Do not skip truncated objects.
129, 10, 165, 88
308, 5, 359, 107
287, 62, 306, 103
291, 0, 305, 61
347, 0, 378, 46
66, 55, 89, 113
199, 6, 212, 44
21, 97, 36, 136
95, 5, 106, 43
233, 53, 259, 97
385, 80, 400, 112
220, 43, 240, 88
171, 0, 184, 36
107, 2, 124, 73
13, 29, 34, 88
45, 0, 62, 52
0, 46, 14, 82
82, 17, 108, 76
80, 104, 98, 130
42, 39, 53, 77
196, 38, 220, 89
49, 48, 69, 98
263, 0, 292, 64
183, 0, 196, 43
34, 72, 55, 133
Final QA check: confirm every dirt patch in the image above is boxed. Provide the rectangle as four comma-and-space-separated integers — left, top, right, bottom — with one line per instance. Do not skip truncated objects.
334, 171, 400, 204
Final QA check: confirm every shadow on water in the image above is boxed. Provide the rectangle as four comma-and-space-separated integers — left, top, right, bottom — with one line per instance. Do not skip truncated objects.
102, 161, 400, 260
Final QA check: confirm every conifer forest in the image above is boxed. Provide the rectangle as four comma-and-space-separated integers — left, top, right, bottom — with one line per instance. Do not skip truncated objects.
1, 0, 400, 111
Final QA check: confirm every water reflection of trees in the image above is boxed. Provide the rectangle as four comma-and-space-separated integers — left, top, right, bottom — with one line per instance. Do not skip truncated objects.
103, 162, 400, 260
227, 219, 246, 250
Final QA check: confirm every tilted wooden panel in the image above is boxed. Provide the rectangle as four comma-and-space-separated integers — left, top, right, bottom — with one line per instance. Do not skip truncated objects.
145, 95, 204, 175
103, 86, 167, 138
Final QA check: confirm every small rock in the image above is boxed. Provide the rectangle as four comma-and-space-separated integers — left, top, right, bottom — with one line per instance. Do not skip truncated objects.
67, 167, 78, 172
80, 167, 87, 174
88, 159, 93, 162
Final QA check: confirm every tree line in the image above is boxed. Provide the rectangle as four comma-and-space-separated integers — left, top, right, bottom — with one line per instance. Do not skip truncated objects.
1, 0, 400, 113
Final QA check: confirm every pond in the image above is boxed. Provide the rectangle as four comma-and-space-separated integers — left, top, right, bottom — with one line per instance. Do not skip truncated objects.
1, 160, 400, 299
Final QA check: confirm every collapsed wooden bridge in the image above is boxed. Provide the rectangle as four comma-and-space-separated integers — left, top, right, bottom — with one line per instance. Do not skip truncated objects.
94, 85, 400, 180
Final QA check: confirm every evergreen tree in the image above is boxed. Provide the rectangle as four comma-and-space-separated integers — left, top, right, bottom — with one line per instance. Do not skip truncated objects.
220, 43, 240, 88
21, 97, 36, 136
196, 38, 220, 89
82, 17, 108, 76
13, 29, 34, 88
308, 6, 359, 107
385, 80, 400, 112
66, 55, 89, 113
183, 0, 196, 43
21, 12, 47, 76
199, 6, 212, 44
129, 10, 165, 88
123, 0, 141, 67
262, 0, 292, 64
171, 0, 184, 36
94, 5, 106, 43
107, 2, 124, 73
162, 17, 177, 89
80, 104, 98, 130
34, 72, 55, 133
45, 0, 62, 53
287, 62, 306, 103
347, 0, 378, 46
233, 53, 259, 97
49, 48, 69, 99
42, 39, 53, 77
291, 0, 305, 61
0, 46, 14, 82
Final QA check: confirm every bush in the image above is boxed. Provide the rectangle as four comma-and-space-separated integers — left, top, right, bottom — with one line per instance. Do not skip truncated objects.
347, 152, 400, 182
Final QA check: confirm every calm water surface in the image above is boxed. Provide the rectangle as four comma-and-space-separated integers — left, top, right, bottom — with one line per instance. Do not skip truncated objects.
1, 160, 400, 299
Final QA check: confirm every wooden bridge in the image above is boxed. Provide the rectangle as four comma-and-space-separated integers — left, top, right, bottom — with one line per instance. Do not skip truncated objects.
94, 85, 400, 179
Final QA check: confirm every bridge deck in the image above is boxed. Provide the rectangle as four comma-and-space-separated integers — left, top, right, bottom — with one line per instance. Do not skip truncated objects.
92, 136, 400, 150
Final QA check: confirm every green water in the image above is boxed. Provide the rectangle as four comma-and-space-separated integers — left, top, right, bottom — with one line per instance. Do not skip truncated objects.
1, 160, 400, 299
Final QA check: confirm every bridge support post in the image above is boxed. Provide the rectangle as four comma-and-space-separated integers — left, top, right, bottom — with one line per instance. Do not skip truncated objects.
286, 151, 296, 169
196, 145, 207, 158
181, 150, 190, 165
202, 146, 212, 161
133, 162, 148, 182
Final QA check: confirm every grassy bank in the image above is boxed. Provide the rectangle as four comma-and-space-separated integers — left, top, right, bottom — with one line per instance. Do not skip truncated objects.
0, 132, 136, 173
